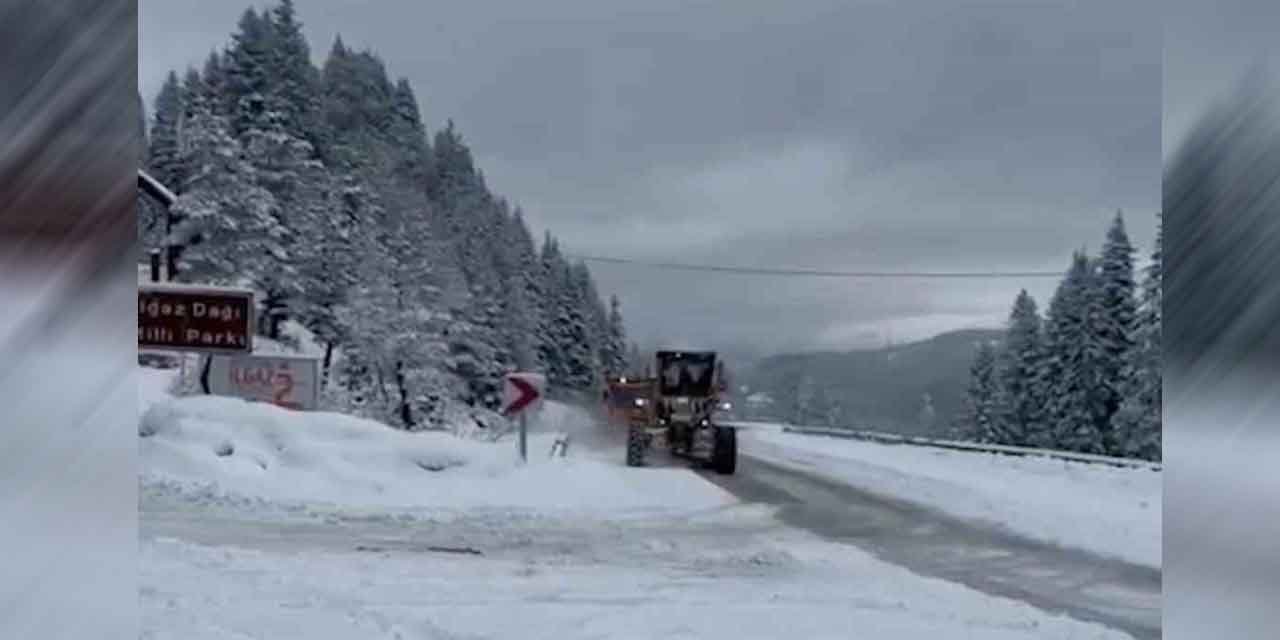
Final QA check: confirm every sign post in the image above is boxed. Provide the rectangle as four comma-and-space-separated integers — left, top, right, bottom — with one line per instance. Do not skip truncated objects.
502, 372, 546, 463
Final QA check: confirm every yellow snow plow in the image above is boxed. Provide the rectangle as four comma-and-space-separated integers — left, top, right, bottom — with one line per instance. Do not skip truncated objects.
625, 351, 737, 475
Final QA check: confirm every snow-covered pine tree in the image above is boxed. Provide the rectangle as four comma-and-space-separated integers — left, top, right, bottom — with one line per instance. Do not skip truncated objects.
156, 54, 233, 277
562, 261, 602, 389
992, 290, 1046, 447
965, 340, 999, 443
146, 72, 185, 196
516, 208, 548, 371
576, 264, 610, 382
496, 207, 542, 372
320, 38, 400, 152
606, 295, 628, 378
199, 51, 230, 115
142, 75, 181, 256
168, 70, 279, 288
1042, 252, 1108, 454
430, 122, 508, 407
1095, 211, 1139, 454
1114, 212, 1162, 460
389, 78, 433, 184
325, 45, 468, 421
294, 170, 360, 383
223, 8, 279, 140
328, 165, 457, 429
239, 112, 322, 338
268, 0, 329, 160
538, 234, 569, 386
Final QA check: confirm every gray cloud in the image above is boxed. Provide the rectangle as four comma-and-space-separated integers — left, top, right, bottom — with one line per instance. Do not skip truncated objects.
141, 0, 1161, 359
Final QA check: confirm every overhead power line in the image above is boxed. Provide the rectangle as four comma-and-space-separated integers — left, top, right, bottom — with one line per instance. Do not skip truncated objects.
566, 254, 1064, 279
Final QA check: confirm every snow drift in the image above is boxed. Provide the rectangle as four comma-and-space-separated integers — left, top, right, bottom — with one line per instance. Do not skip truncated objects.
139, 370, 732, 515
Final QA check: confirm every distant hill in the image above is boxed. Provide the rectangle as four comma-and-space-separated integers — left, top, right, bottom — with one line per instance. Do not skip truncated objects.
740, 329, 1004, 437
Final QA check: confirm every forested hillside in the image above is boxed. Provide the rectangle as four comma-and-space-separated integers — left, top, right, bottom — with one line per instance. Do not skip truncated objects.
140, 0, 628, 431
741, 329, 1004, 437
964, 211, 1162, 461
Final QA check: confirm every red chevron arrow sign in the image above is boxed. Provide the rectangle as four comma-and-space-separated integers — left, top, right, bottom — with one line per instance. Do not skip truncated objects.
502, 373, 546, 417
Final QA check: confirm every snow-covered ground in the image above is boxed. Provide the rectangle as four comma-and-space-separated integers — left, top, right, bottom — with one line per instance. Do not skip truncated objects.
139, 368, 1138, 638
141, 523, 1130, 640
139, 367, 732, 516
740, 426, 1162, 568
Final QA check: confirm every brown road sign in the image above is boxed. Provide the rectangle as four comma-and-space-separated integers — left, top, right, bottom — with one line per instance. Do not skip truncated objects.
138, 284, 254, 354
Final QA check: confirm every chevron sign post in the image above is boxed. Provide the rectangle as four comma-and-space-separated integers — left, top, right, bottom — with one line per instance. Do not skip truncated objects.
502, 372, 546, 463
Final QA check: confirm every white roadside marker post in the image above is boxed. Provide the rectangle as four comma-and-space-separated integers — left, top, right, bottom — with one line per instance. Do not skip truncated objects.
519, 411, 528, 463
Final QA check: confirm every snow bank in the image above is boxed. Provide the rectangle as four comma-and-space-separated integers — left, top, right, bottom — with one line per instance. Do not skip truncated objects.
139, 379, 732, 515
743, 427, 1162, 568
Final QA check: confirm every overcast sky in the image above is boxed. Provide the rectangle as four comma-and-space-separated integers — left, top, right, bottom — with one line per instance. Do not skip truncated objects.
141, 0, 1162, 360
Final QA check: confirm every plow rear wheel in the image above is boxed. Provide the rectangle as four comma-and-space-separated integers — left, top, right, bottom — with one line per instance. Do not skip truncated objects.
711, 426, 736, 475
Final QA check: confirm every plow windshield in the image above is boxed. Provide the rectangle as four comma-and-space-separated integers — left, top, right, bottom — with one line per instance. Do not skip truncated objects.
657, 351, 717, 397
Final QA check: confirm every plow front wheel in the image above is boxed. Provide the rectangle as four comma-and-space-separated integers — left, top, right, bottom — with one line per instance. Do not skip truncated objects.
626, 426, 647, 467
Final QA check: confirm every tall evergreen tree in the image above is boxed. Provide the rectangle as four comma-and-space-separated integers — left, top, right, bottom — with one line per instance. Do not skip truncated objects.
429, 122, 508, 406
143, 72, 185, 257
200, 50, 230, 114
562, 261, 602, 389
1095, 211, 1139, 453
1042, 252, 1108, 454
606, 295, 628, 377
993, 290, 1046, 447
965, 341, 999, 443
538, 234, 569, 385
497, 208, 542, 372
268, 0, 327, 158
146, 71, 184, 191
389, 77, 433, 183
223, 8, 277, 136
1114, 213, 1163, 460
168, 74, 279, 288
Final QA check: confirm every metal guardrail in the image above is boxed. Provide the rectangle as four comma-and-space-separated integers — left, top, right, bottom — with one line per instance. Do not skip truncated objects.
779, 426, 1163, 471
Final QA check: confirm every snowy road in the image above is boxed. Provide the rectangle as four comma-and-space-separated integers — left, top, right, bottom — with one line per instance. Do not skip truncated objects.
701, 453, 1161, 640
